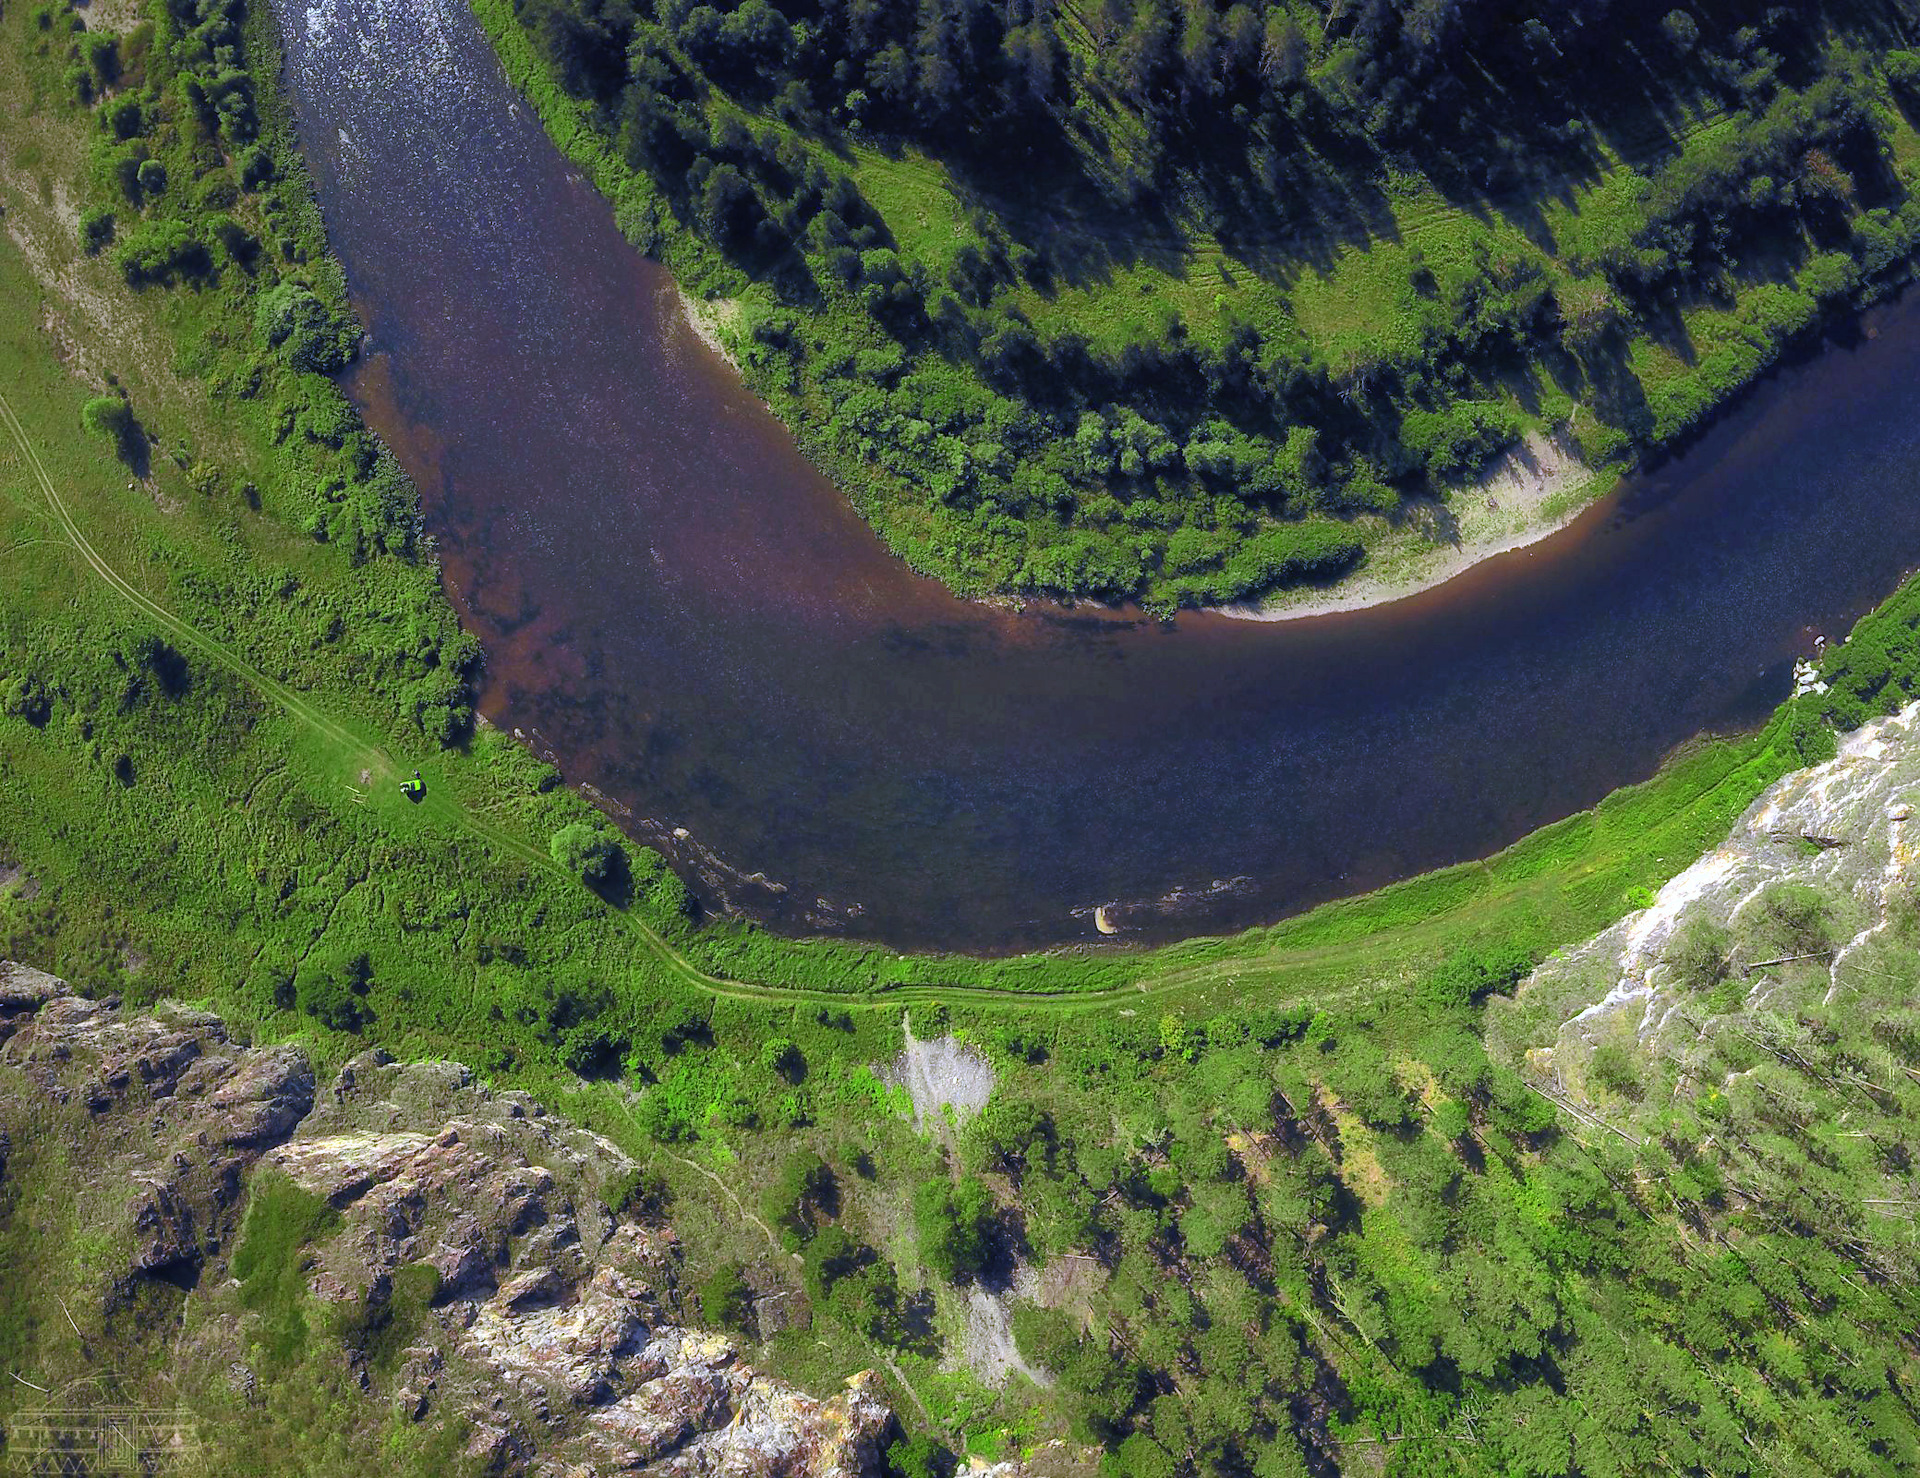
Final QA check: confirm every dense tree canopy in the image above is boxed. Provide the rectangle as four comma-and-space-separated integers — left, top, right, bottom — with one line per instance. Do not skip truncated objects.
11, 0, 1920, 1468
502, 0, 1920, 606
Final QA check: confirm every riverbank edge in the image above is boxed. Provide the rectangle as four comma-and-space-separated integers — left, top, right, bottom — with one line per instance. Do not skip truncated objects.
0, 10, 1825, 1008
262, 0, 1866, 982
1218, 432, 1619, 622
669, 280, 1626, 623
565, 231, 1617, 628
216, 0, 1753, 992
468, 0, 1920, 621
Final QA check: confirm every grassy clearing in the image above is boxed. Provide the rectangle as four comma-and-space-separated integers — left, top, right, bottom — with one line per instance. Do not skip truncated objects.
478, 0, 1920, 611
6, 0, 1920, 1466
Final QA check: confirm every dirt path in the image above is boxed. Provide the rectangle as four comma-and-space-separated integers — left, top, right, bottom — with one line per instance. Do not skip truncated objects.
0, 384, 1269, 1017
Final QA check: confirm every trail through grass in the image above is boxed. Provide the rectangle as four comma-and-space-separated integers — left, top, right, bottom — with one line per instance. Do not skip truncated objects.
0, 379, 1221, 1014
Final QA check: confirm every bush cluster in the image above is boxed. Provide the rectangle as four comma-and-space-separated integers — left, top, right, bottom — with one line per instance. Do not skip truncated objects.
494, 0, 1919, 610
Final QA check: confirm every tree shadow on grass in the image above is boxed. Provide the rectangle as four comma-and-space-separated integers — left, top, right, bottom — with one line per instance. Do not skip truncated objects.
120, 424, 152, 479
891, 1288, 941, 1359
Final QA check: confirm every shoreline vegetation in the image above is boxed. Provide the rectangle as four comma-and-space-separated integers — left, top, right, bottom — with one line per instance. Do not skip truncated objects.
670, 282, 1618, 621
485, 0, 1920, 614
1217, 426, 1612, 620
6, 1, 1920, 1470
0, 0, 1901, 1012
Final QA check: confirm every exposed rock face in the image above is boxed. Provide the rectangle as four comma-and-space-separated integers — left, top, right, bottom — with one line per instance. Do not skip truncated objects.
1493, 701, 1920, 1100
0, 976, 898, 1475
0, 968, 315, 1287
273, 1049, 896, 1475
0, 959, 67, 1017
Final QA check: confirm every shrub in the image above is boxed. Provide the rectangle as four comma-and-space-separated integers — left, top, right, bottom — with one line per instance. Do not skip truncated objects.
1872, 1007, 1920, 1064
82, 33, 118, 87
696, 1261, 753, 1333
1210, 521, 1364, 602
1419, 945, 1536, 1012
80, 395, 139, 462
695, 163, 761, 245
195, 172, 239, 210
117, 634, 190, 702
603, 1167, 671, 1220
292, 384, 356, 447
1748, 882, 1832, 958
1398, 401, 1521, 480
105, 142, 146, 204
0, 674, 52, 726
1010, 1303, 1078, 1371
102, 95, 144, 142
78, 206, 115, 254
963, 1095, 1052, 1177
207, 213, 258, 263
759, 1035, 803, 1081
253, 282, 357, 373
116, 219, 210, 284
762, 1152, 835, 1249
912, 1175, 996, 1283
238, 144, 277, 190
884, 1435, 951, 1478
293, 950, 371, 1032
800, 1222, 861, 1300
549, 820, 622, 884
1662, 916, 1731, 992
1556, 277, 1622, 355
802, 1226, 904, 1344
1662, 9, 1699, 54
1588, 1040, 1644, 1100
1888, 50, 1920, 98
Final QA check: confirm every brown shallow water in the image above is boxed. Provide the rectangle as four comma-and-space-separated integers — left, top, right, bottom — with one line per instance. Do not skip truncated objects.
276, 0, 1920, 950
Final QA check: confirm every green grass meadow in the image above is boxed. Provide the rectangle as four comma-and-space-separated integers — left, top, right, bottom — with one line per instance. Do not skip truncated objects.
5, 0, 1920, 1470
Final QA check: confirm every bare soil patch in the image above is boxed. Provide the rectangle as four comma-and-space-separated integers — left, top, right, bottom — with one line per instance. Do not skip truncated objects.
880, 1010, 995, 1135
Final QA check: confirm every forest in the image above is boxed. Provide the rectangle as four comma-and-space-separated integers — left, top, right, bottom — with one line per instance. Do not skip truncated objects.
490, 0, 1920, 606
3, 0, 1920, 1473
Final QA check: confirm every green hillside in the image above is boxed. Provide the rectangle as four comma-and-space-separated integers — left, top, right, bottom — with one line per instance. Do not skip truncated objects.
486, 0, 1920, 608
6, 0, 1920, 1472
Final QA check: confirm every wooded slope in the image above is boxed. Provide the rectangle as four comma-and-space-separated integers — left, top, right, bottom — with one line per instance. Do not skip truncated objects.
503, 0, 1920, 606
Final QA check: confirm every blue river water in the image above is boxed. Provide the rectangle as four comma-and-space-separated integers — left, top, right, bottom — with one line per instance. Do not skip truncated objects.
275, 0, 1920, 949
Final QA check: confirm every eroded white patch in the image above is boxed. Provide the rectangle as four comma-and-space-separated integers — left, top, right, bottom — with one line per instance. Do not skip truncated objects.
1623, 852, 1740, 954
1528, 701, 1920, 1076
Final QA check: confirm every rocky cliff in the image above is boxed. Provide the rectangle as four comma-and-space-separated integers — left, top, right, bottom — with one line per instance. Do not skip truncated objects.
0, 964, 901, 1476
1491, 699, 1920, 1115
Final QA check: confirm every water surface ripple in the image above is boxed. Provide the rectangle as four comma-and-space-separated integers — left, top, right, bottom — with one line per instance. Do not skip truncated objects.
276, 0, 1920, 949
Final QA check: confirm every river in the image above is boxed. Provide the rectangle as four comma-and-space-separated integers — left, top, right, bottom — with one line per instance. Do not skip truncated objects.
274, 0, 1920, 950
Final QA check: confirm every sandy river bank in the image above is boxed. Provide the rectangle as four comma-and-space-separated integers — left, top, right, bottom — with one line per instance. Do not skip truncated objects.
1218, 429, 1616, 622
